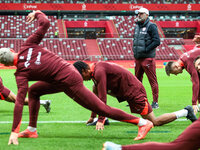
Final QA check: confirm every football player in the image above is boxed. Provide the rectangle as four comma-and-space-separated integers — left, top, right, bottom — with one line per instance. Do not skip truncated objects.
165, 36, 200, 114
73, 61, 197, 130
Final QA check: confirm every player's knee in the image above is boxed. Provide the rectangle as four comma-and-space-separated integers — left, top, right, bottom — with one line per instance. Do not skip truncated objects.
28, 87, 40, 97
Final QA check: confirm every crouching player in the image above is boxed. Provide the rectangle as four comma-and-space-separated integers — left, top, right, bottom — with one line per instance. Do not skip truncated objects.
73, 61, 197, 131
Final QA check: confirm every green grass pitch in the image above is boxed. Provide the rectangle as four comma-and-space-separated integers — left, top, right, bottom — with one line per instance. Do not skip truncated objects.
0, 68, 196, 150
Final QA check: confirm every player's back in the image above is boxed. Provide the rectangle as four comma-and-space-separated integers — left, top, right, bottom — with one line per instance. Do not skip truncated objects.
95, 62, 143, 100
180, 48, 200, 72
15, 44, 74, 84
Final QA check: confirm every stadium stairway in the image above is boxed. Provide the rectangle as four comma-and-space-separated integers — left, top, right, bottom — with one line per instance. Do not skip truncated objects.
57, 19, 66, 38
85, 39, 102, 61
155, 21, 165, 38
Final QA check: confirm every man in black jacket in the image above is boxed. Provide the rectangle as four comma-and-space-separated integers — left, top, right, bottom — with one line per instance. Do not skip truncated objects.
133, 8, 160, 109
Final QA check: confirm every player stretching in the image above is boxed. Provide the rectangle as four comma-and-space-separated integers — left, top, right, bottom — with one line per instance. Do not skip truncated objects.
73, 61, 197, 130
0, 10, 153, 145
165, 41, 200, 114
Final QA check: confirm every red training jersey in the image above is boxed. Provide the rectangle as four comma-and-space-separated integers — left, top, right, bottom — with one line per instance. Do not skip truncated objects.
179, 48, 200, 105
0, 77, 10, 100
12, 12, 81, 132
91, 62, 146, 121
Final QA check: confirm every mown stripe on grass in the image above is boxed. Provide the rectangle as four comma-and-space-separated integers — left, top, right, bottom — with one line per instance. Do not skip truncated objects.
0, 132, 10, 135
0, 119, 187, 124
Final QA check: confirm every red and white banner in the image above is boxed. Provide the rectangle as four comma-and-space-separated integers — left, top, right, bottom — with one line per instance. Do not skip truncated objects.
157, 21, 200, 33
0, 3, 199, 11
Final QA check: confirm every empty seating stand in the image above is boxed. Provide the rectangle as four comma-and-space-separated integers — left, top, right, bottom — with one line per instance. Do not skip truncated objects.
97, 38, 134, 60
97, 38, 180, 60
155, 38, 181, 60
0, 38, 25, 52
0, 15, 58, 38
113, 16, 137, 38
0, 39, 89, 60
41, 39, 89, 60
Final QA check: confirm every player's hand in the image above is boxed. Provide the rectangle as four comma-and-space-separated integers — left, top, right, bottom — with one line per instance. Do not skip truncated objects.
86, 117, 94, 124
8, 132, 19, 145
192, 105, 199, 115
27, 10, 36, 23
27, 10, 43, 23
96, 121, 104, 130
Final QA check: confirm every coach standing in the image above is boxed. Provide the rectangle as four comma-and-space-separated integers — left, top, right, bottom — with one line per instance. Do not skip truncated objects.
133, 8, 160, 109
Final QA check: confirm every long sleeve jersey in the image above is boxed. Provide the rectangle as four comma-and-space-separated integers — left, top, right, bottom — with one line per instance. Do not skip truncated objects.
12, 12, 80, 132
179, 47, 200, 105
91, 62, 145, 122
0, 77, 10, 100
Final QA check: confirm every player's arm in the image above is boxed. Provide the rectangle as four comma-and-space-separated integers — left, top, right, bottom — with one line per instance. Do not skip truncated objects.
5, 91, 29, 105
8, 76, 28, 145
146, 24, 160, 52
87, 85, 98, 124
25, 10, 50, 45
5, 91, 16, 103
95, 70, 107, 130
190, 71, 199, 114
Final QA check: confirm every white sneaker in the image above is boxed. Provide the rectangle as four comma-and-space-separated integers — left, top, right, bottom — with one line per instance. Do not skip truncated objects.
103, 141, 122, 150
43, 100, 51, 113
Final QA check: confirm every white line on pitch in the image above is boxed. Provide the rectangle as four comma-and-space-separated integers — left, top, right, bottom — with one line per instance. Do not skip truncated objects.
0, 119, 187, 124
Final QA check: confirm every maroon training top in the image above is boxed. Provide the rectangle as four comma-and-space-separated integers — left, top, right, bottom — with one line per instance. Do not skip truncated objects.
12, 12, 79, 132
91, 62, 145, 121
0, 77, 10, 100
179, 47, 200, 105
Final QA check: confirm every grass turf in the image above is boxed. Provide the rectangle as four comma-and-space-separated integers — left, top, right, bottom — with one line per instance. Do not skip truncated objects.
0, 68, 195, 150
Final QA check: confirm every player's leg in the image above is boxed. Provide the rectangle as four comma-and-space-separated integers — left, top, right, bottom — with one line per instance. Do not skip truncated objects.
131, 96, 197, 126
142, 111, 177, 126
133, 96, 176, 126
119, 118, 200, 150
135, 59, 145, 82
142, 58, 159, 108
65, 83, 153, 140
18, 81, 62, 138
28, 81, 63, 127
65, 83, 140, 124
144, 105, 197, 125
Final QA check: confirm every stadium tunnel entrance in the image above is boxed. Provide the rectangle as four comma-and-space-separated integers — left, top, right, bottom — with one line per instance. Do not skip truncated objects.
64, 20, 119, 38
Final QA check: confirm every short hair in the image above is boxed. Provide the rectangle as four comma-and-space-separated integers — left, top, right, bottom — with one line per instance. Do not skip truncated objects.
0, 48, 13, 65
165, 61, 174, 76
194, 55, 200, 65
73, 61, 89, 75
